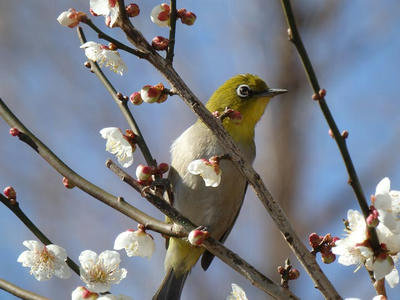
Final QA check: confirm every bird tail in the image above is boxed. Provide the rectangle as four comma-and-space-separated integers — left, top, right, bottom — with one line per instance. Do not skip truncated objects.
152, 268, 188, 300
153, 238, 204, 300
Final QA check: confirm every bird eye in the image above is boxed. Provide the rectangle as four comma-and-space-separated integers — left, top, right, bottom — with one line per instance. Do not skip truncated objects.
236, 84, 251, 98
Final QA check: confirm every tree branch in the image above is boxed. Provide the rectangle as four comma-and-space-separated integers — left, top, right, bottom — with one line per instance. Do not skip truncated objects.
81, 18, 147, 59
278, 0, 379, 250
0, 278, 50, 300
0, 98, 183, 238
115, 1, 340, 298
77, 26, 157, 168
0, 194, 79, 275
166, 0, 177, 63
106, 159, 299, 300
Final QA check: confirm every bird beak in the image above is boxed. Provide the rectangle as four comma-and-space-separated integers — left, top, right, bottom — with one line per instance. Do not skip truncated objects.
255, 88, 288, 97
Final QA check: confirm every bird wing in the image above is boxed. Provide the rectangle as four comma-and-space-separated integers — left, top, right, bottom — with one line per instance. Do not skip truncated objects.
201, 182, 248, 270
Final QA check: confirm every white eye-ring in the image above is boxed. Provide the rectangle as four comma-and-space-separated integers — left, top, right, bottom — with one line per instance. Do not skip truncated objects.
236, 84, 251, 98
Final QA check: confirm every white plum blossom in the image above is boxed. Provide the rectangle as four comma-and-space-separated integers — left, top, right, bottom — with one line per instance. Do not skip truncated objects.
150, 4, 170, 27
79, 250, 127, 293
17, 240, 71, 281
100, 127, 134, 168
333, 209, 400, 286
374, 177, 400, 234
90, 0, 119, 28
114, 229, 155, 259
98, 294, 134, 300
187, 158, 221, 187
71, 286, 98, 300
227, 283, 248, 300
57, 8, 86, 28
80, 42, 126, 75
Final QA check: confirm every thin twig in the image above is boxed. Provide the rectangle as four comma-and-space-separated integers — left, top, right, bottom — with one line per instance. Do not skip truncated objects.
166, 0, 177, 63
77, 26, 157, 168
278, 0, 379, 249
82, 18, 147, 59
106, 159, 299, 300
0, 278, 50, 300
0, 194, 80, 275
116, 1, 341, 298
0, 98, 183, 238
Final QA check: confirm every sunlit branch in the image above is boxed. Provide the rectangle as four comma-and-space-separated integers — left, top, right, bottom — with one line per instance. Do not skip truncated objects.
0, 278, 50, 300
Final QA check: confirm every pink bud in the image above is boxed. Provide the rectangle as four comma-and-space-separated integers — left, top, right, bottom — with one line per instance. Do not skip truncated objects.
321, 251, 336, 264
367, 205, 379, 228
152, 36, 169, 51
136, 164, 153, 181
188, 228, 209, 246
178, 9, 197, 25
9, 128, 20, 137
288, 268, 300, 280
228, 110, 242, 124
126, 3, 140, 17
129, 92, 143, 105
157, 163, 169, 174
3, 186, 16, 200
62, 177, 75, 189
309, 233, 321, 248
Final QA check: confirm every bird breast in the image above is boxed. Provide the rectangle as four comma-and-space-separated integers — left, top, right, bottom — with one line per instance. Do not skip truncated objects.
169, 122, 255, 240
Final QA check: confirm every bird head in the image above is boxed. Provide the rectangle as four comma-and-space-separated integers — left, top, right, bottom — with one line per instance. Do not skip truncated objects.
205, 74, 287, 143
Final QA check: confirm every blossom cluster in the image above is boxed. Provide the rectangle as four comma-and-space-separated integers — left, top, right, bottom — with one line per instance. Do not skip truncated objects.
17, 226, 155, 297
333, 178, 400, 288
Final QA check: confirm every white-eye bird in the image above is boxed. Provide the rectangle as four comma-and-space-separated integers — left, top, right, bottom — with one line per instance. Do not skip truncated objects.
153, 74, 287, 299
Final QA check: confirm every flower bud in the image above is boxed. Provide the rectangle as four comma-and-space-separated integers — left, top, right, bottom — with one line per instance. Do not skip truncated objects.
309, 233, 322, 248
126, 3, 140, 18
188, 228, 209, 246
141, 85, 161, 103
62, 177, 75, 189
136, 164, 153, 181
71, 286, 98, 300
9, 128, 20, 137
321, 251, 336, 264
3, 186, 16, 200
177, 9, 196, 25
288, 268, 300, 280
129, 92, 143, 105
367, 206, 379, 228
150, 3, 170, 27
152, 36, 169, 51
57, 8, 87, 28
108, 43, 118, 51
227, 110, 242, 124
157, 163, 169, 174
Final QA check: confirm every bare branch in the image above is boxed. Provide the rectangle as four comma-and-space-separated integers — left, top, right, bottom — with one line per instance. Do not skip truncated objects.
0, 278, 50, 300
278, 0, 379, 251
166, 0, 177, 63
